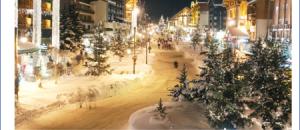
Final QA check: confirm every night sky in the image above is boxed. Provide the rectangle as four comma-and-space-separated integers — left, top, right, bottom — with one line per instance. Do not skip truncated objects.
144, 0, 209, 22
144, 0, 192, 22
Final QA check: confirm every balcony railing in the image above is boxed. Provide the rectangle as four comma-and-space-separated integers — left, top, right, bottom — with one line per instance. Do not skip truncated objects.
79, 5, 95, 14
81, 18, 94, 23
18, 0, 33, 9
271, 24, 292, 31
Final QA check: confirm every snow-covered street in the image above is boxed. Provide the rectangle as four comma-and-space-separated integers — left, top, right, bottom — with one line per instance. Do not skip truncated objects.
16, 46, 200, 130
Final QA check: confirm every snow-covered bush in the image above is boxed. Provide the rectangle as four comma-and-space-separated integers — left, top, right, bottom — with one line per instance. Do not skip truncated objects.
155, 98, 166, 119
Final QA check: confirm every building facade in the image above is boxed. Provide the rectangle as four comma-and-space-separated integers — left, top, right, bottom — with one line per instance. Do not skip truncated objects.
78, 1, 95, 31
271, 0, 291, 41
17, 0, 60, 81
18, 0, 60, 47
224, 0, 287, 41
208, 0, 227, 31
125, 0, 138, 23
107, 0, 125, 22
61, 0, 126, 31
247, 0, 274, 41
170, 0, 210, 30
224, 0, 248, 32
190, 1, 200, 27
198, 2, 210, 28
170, 7, 191, 28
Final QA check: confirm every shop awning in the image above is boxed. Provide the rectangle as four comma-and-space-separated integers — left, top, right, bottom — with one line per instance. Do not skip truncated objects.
228, 27, 249, 38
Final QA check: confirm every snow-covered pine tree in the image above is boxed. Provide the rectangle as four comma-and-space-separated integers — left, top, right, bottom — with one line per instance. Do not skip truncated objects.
59, 13, 67, 43
111, 29, 126, 61
192, 29, 201, 50
85, 23, 110, 76
244, 39, 291, 130
156, 98, 166, 119
169, 64, 192, 101
69, 2, 84, 43
193, 40, 251, 129
61, 16, 75, 50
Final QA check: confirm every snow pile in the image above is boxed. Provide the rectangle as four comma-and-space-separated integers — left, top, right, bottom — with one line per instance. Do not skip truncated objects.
16, 71, 149, 125
128, 102, 210, 130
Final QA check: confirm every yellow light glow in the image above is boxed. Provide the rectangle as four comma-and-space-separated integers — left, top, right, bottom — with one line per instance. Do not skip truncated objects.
228, 20, 236, 26
43, 19, 51, 29
133, 7, 139, 15
127, 49, 132, 54
20, 37, 28, 43
26, 17, 32, 27
239, 26, 247, 34
43, 2, 52, 11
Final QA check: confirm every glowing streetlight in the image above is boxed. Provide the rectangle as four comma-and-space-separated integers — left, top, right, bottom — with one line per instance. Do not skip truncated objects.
131, 7, 139, 35
216, 31, 225, 41
127, 49, 132, 54
83, 38, 90, 47
228, 20, 236, 27
133, 7, 139, 15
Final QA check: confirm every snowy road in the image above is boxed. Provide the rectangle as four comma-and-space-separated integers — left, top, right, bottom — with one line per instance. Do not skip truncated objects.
16, 48, 200, 130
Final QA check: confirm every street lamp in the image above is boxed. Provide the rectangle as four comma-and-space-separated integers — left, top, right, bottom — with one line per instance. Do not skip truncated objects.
145, 37, 148, 64
127, 49, 132, 54
133, 7, 139, 17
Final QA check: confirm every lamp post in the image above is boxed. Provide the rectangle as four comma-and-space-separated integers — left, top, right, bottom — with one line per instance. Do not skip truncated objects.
132, 6, 139, 74
146, 38, 148, 64
133, 27, 137, 74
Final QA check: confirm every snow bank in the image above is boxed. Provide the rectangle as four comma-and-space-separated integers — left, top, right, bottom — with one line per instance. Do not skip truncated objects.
128, 102, 210, 130
17, 47, 154, 125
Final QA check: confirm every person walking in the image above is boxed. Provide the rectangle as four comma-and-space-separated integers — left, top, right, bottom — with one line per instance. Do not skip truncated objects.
148, 46, 152, 53
66, 61, 71, 75
174, 61, 178, 68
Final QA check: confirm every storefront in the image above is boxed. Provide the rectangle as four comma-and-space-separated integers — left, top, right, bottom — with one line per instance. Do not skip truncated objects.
17, 43, 55, 82
225, 27, 250, 53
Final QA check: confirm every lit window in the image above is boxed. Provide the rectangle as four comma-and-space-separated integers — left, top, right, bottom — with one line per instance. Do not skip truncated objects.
26, 17, 32, 27
43, 19, 51, 29
42, 2, 52, 12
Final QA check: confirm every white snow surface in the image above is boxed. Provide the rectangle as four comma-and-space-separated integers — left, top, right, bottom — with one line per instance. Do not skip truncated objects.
17, 50, 153, 124
128, 102, 210, 130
